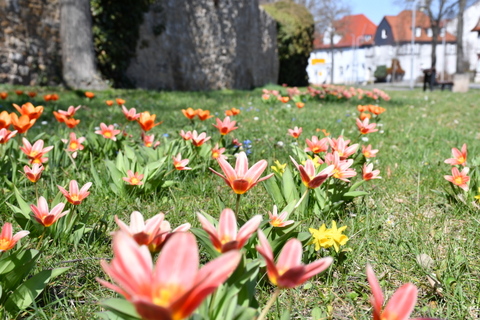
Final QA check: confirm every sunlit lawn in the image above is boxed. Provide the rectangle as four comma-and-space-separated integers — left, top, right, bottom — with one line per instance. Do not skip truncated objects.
0, 84, 479, 319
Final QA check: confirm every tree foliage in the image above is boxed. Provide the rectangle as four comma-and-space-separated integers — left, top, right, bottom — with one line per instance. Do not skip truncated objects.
262, 0, 314, 86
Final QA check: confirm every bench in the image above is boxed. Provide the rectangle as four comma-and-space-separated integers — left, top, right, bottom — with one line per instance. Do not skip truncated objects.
436, 80, 454, 91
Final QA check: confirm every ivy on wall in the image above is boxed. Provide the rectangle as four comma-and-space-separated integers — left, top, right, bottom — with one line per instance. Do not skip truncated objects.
90, 0, 161, 87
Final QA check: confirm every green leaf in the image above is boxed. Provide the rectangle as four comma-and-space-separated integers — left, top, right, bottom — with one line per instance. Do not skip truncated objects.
190, 228, 220, 259
282, 167, 298, 203
264, 177, 285, 207
5, 266, 71, 311
98, 298, 141, 320
342, 190, 368, 199
13, 186, 31, 220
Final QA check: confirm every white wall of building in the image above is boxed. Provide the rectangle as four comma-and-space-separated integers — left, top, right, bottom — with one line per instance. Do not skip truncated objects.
446, 1, 480, 71
308, 42, 457, 84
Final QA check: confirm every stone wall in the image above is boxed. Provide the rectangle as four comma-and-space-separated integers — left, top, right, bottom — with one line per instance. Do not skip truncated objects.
0, 0, 61, 85
126, 0, 279, 90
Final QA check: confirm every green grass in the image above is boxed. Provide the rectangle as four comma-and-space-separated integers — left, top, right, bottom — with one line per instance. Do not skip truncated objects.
0, 85, 479, 319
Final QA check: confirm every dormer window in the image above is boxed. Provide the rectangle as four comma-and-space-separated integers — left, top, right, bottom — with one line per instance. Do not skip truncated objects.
415, 27, 421, 37
381, 29, 387, 39
364, 35, 372, 41
427, 28, 433, 37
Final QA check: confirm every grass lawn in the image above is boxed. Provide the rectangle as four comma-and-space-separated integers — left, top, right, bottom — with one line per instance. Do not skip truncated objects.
0, 85, 479, 319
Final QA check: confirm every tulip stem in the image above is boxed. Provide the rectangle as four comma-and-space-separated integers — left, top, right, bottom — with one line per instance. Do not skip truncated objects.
290, 189, 309, 218
35, 228, 47, 251
258, 287, 281, 320
65, 150, 78, 171
235, 194, 241, 219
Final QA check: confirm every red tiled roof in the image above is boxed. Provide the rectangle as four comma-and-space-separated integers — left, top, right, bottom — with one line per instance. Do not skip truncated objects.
385, 10, 456, 42
313, 14, 377, 49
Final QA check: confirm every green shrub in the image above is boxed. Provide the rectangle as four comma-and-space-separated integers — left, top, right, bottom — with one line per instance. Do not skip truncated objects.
262, 0, 314, 87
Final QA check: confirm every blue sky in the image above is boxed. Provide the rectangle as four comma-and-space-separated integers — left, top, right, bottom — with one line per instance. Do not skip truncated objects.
349, 0, 406, 25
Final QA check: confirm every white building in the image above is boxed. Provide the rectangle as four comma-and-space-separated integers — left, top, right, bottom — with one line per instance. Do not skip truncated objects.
308, 11, 457, 85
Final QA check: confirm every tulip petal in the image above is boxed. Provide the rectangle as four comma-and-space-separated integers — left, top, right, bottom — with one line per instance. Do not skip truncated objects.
276, 238, 302, 271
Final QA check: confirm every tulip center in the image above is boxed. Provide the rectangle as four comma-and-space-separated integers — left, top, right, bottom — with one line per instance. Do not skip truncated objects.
0, 239, 12, 251
130, 178, 140, 185
104, 131, 112, 138
232, 179, 250, 194
153, 284, 185, 307
457, 156, 465, 164
70, 195, 79, 202
453, 176, 464, 185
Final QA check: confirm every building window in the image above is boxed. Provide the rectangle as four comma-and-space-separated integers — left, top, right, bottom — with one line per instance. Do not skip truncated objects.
415, 27, 421, 37
427, 28, 432, 37
364, 35, 372, 41
381, 29, 387, 39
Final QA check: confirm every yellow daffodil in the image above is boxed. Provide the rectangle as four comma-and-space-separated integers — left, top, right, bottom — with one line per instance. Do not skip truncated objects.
271, 160, 287, 175
474, 188, 480, 202
308, 220, 348, 252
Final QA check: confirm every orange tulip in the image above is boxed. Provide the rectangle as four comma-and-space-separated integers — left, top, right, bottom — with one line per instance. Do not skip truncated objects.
10, 113, 36, 134
105, 100, 114, 106
360, 112, 371, 120
85, 91, 95, 99
182, 107, 197, 120
53, 111, 67, 123
357, 105, 369, 112
15, 90, 23, 95
296, 102, 305, 108
116, 98, 126, 105
13, 102, 44, 120
27, 91, 37, 98
225, 107, 240, 116
64, 117, 80, 128
0, 92, 8, 100
43, 94, 52, 102
137, 111, 162, 132
368, 105, 386, 115
0, 111, 11, 129
50, 93, 59, 101
196, 109, 213, 121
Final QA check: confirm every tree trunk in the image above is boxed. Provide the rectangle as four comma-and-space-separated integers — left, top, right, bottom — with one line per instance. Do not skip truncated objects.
430, 21, 439, 70
330, 33, 335, 84
456, 0, 466, 73
60, 0, 107, 89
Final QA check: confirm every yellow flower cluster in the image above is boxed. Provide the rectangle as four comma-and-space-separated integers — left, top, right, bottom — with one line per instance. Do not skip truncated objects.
308, 221, 349, 252
271, 160, 287, 175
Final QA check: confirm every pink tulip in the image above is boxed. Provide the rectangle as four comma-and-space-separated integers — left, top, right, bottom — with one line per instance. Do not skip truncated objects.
24, 163, 44, 183
95, 123, 121, 141
98, 232, 241, 320
290, 156, 334, 189
305, 136, 329, 154
356, 118, 378, 134
212, 116, 238, 135
363, 163, 381, 181
444, 143, 467, 166
173, 153, 191, 171
20, 138, 53, 164
444, 166, 470, 191
57, 180, 92, 205
0, 222, 29, 252
30, 196, 69, 227
256, 230, 332, 288
210, 152, 274, 194
367, 265, 438, 320
197, 208, 261, 253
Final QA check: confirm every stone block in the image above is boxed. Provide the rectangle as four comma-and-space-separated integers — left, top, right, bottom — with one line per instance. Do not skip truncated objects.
452, 73, 470, 93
